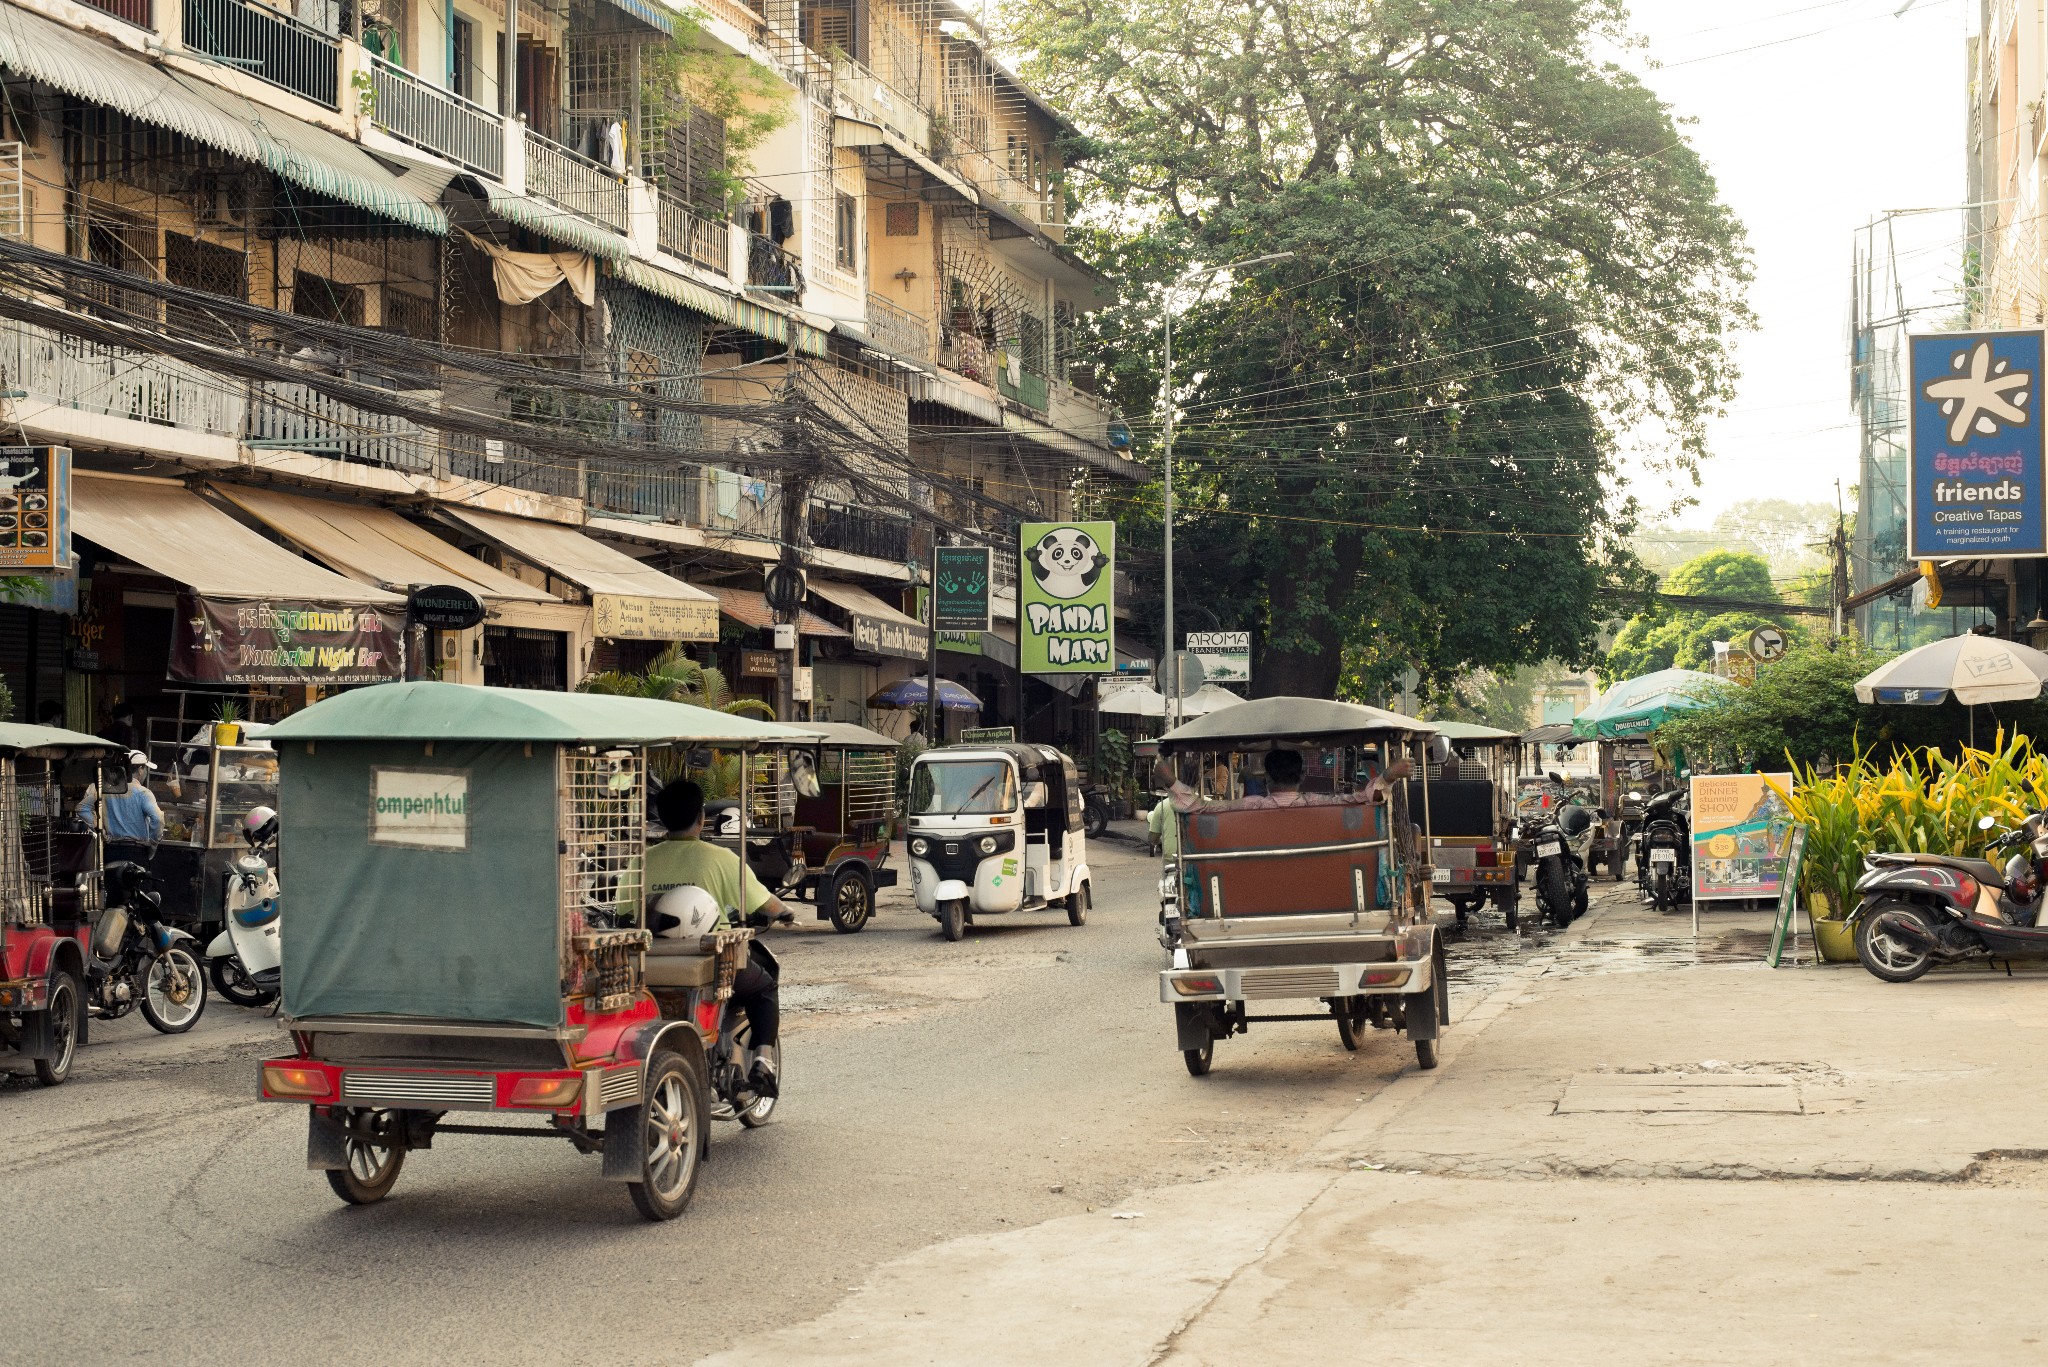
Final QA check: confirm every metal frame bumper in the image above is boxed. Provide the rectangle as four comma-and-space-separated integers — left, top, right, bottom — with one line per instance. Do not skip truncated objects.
1160, 954, 1433, 1005
257, 1054, 646, 1118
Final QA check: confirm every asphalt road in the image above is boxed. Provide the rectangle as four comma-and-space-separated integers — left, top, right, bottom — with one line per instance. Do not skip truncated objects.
0, 833, 1501, 1366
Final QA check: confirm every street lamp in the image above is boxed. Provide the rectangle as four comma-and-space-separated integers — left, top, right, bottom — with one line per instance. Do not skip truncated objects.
1160, 251, 1293, 730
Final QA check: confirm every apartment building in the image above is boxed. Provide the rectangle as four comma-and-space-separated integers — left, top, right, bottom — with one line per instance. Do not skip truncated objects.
0, 0, 1140, 741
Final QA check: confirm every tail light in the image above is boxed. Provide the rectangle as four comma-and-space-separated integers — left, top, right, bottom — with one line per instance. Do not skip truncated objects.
1171, 974, 1223, 995
504, 1073, 584, 1109
1475, 849, 1498, 867
262, 1060, 336, 1101
1360, 968, 1410, 987
1953, 875, 1980, 905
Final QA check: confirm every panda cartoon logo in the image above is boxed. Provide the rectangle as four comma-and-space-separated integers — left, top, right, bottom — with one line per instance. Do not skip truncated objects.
1028, 527, 1109, 600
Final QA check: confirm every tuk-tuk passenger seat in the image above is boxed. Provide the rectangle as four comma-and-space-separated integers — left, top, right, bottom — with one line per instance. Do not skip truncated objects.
1180, 802, 1384, 917
641, 939, 718, 988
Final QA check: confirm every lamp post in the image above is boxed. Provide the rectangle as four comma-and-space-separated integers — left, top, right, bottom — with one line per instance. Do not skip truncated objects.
1160, 251, 1293, 730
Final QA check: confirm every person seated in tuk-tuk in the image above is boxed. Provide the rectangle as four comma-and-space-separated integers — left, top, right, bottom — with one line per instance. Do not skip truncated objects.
1156, 747, 1412, 814
646, 779, 790, 1097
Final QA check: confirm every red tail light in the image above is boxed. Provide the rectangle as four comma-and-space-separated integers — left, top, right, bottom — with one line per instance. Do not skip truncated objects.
1955, 875, 1979, 904
1476, 849, 1498, 867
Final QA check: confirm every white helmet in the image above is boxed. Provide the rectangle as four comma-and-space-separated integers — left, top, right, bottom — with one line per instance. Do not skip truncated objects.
650, 885, 721, 939
242, 805, 278, 844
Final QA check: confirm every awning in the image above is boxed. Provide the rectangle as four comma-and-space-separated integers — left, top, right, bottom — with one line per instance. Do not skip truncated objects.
834, 117, 980, 207
482, 184, 630, 261
809, 578, 928, 659
71, 473, 401, 606
701, 584, 847, 638
596, 0, 674, 34
438, 506, 719, 641
211, 484, 555, 603
615, 260, 830, 356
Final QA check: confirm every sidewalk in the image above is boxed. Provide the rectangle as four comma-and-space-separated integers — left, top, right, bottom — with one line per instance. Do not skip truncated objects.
700, 887, 2048, 1366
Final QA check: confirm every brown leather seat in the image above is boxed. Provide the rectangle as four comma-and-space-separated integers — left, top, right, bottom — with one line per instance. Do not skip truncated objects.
642, 940, 717, 988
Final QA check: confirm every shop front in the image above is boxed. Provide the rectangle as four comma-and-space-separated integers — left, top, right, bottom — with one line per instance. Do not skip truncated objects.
808, 579, 932, 736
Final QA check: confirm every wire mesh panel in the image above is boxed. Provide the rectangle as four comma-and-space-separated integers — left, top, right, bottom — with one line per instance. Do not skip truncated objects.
560, 746, 647, 932
842, 750, 896, 830
0, 756, 35, 926
747, 750, 795, 829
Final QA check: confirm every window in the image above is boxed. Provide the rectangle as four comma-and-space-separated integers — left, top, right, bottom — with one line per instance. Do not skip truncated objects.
450, 16, 475, 99
380, 288, 435, 340
803, 4, 855, 56
163, 232, 247, 342
292, 272, 364, 327
884, 201, 919, 237
835, 192, 858, 271
82, 207, 156, 324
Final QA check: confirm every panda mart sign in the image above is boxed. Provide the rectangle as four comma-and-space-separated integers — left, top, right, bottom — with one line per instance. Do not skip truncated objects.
1020, 521, 1115, 673
369, 767, 470, 851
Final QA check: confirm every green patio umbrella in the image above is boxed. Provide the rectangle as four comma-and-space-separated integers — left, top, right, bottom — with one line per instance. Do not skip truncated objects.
1572, 668, 1729, 739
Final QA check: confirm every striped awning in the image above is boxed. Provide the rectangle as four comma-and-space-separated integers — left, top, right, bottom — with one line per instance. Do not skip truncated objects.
615, 260, 828, 356
701, 584, 847, 638
482, 184, 631, 262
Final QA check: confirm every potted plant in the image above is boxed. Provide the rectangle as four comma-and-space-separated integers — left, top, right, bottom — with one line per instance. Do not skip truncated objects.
213, 699, 243, 748
1772, 759, 1868, 963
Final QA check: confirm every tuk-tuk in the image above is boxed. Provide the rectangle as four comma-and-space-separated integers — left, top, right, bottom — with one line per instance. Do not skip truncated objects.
253, 683, 820, 1221
1154, 698, 1450, 1074
0, 724, 123, 1086
905, 742, 1092, 942
1421, 720, 1523, 929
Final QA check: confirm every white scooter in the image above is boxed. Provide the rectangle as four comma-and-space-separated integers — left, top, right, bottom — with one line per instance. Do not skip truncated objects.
207, 805, 281, 1007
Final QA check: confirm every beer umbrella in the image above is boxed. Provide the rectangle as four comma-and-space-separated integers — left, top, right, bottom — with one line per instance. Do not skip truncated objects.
1853, 633, 2048, 706
866, 677, 983, 712
1572, 668, 1729, 739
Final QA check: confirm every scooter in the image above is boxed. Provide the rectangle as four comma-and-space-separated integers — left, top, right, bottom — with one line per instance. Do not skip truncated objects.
208, 805, 281, 1007
87, 862, 208, 1033
1525, 775, 1595, 927
1636, 789, 1692, 912
1852, 812, 2048, 982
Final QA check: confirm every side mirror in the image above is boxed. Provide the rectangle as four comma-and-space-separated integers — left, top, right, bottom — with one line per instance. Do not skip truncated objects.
1427, 735, 1453, 766
1548, 771, 1566, 784
1022, 781, 1048, 809
1980, 814, 1998, 831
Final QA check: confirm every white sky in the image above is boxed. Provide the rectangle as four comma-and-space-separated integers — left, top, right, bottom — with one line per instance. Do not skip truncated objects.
1621, 0, 1970, 522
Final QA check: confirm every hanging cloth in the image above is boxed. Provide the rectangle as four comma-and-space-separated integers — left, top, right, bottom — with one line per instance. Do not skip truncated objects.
465, 231, 596, 308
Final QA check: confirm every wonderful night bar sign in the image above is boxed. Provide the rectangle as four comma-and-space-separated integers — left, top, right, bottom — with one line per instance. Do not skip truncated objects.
171, 594, 405, 685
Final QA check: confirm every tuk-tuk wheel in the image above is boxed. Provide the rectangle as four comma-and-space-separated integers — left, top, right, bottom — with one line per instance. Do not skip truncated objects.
938, 899, 967, 942
826, 867, 874, 934
1414, 1037, 1439, 1069
327, 1111, 406, 1205
1183, 1038, 1214, 1077
629, 1051, 705, 1222
1335, 998, 1365, 1051
32, 969, 82, 1086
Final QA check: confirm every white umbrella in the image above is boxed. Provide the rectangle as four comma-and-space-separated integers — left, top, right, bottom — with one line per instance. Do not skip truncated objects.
1179, 684, 1246, 717
1854, 634, 2048, 705
1098, 682, 1165, 717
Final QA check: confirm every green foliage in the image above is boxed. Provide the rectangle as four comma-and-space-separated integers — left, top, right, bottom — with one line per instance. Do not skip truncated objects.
579, 645, 775, 784
0, 677, 13, 724
1664, 551, 1776, 601
1656, 638, 1884, 772
1603, 550, 1801, 682
642, 20, 790, 211
1012, 0, 1752, 700
1098, 727, 1135, 798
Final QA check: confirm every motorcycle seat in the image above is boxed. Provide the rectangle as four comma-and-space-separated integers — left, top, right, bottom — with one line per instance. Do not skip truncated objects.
1868, 852, 2002, 883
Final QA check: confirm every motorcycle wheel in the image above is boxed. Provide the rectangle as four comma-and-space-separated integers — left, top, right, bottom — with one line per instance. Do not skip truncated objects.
729, 1020, 780, 1129
1856, 905, 1937, 983
1083, 797, 1109, 840
327, 1111, 406, 1206
825, 867, 873, 934
1537, 861, 1573, 926
211, 956, 278, 1008
1571, 878, 1589, 918
32, 969, 82, 1086
629, 1052, 705, 1222
1183, 1037, 1214, 1077
938, 898, 966, 942
139, 947, 208, 1034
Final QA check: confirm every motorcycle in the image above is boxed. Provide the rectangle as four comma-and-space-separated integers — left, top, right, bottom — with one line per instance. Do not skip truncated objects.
87, 863, 208, 1033
1525, 776, 1595, 927
1082, 785, 1112, 840
1635, 789, 1693, 912
207, 805, 282, 1007
708, 927, 783, 1127
1852, 812, 2048, 983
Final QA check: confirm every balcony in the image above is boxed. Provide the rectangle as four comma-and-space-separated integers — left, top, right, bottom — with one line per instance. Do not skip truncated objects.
367, 56, 503, 178
245, 378, 440, 473
82, 0, 152, 27
588, 460, 701, 520
444, 432, 582, 500
746, 231, 803, 302
810, 500, 912, 563
0, 316, 244, 437
183, 0, 340, 109
993, 354, 1049, 413
864, 292, 930, 365
657, 194, 729, 274
701, 467, 779, 539
525, 131, 629, 234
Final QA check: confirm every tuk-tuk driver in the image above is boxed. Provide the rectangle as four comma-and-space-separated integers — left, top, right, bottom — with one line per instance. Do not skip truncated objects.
646, 779, 791, 1097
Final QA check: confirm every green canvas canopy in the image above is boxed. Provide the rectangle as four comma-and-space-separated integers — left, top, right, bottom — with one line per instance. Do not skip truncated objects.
265, 680, 821, 746
1572, 669, 1728, 740
1427, 720, 1520, 744
0, 723, 120, 755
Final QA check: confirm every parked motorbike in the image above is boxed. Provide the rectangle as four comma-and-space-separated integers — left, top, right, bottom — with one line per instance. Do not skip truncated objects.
1635, 789, 1693, 912
1525, 775, 1594, 927
1852, 812, 2048, 982
207, 805, 281, 1007
87, 862, 208, 1033
1082, 785, 1112, 840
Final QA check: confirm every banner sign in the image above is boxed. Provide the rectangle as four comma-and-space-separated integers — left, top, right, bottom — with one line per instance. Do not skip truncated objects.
933, 546, 992, 633
0, 445, 69, 571
369, 767, 469, 851
960, 726, 1014, 744
1186, 630, 1250, 684
851, 613, 927, 660
1690, 772, 1796, 902
1910, 329, 2047, 558
171, 593, 403, 685
592, 592, 718, 642
1020, 521, 1116, 673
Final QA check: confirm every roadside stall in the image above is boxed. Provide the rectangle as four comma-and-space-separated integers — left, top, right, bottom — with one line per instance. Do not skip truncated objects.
1570, 669, 1725, 882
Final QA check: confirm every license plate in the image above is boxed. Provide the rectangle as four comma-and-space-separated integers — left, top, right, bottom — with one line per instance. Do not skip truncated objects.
1651, 849, 1676, 864
1432, 868, 1451, 883
1536, 841, 1562, 858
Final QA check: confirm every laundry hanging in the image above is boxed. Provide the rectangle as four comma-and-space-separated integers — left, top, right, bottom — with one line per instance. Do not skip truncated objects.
465, 231, 596, 308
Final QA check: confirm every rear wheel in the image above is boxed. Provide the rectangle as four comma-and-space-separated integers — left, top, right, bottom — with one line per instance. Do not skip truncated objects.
1856, 905, 1937, 983
938, 898, 966, 942
1084, 796, 1109, 839
1414, 1037, 1439, 1069
826, 867, 874, 934
1334, 998, 1364, 1051
139, 947, 207, 1034
32, 970, 82, 1086
211, 955, 277, 1008
1066, 884, 1089, 926
629, 1052, 705, 1221
1183, 1037, 1214, 1076
730, 1018, 780, 1129
1537, 861, 1572, 926
326, 1111, 405, 1205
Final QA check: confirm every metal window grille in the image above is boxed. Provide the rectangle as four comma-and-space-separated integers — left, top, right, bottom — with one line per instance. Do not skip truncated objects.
0, 143, 22, 240
380, 288, 435, 340
163, 231, 248, 343
292, 271, 364, 326
560, 746, 647, 932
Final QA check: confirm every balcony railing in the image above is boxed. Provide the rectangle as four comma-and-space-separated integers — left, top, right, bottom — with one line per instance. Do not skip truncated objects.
183, 0, 340, 109
368, 56, 503, 178
701, 467, 779, 538
864, 292, 930, 364
0, 317, 245, 436
746, 231, 803, 302
588, 459, 701, 520
525, 131, 629, 233
245, 379, 440, 472
810, 500, 912, 563
994, 356, 1049, 413
445, 432, 582, 500
657, 194, 729, 274
82, 0, 153, 27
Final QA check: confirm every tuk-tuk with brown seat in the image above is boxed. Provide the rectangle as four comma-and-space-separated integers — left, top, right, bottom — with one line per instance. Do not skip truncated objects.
1421, 720, 1523, 930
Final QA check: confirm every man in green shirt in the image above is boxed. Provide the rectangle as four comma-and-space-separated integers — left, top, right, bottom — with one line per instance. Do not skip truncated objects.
647, 780, 789, 1096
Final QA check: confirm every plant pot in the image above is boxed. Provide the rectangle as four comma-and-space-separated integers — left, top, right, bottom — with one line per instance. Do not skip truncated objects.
213, 721, 241, 747
1809, 897, 1858, 964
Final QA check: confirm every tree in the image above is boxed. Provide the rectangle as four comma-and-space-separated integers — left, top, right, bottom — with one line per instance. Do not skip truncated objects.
1602, 550, 1799, 682
579, 644, 773, 718
1664, 551, 1776, 603
1018, 0, 1752, 700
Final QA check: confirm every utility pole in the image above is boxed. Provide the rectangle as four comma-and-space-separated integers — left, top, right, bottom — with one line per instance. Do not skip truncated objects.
1832, 479, 1851, 639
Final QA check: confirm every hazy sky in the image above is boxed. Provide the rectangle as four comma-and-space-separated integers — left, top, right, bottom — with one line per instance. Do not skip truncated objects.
1622, 0, 1969, 522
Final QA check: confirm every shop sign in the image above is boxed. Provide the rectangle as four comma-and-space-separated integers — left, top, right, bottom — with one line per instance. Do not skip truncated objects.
369, 767, 469, 851
1019, 521, 1116, 674
851, 612, 928, 660
1689, 772, 1796, 902
939, 630, 983, 655
171, 594, 403, 686
0, 445, 69, 571
741, 649, 780, 677
933, 546, 992, 632
960, 726, 1014, 744
1186, 630, 1251, 684
1909, 329, 2047, 558
592, 592, 719, 642
407, 584, 486, 631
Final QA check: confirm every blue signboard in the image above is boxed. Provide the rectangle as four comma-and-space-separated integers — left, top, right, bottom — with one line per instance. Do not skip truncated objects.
1910, 330, 2046, 559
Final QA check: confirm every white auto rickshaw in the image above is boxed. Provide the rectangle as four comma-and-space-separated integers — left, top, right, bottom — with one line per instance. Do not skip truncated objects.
905, 743, 1093, 941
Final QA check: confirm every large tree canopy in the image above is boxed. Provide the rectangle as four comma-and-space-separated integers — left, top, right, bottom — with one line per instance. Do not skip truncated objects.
1603, 550, 1802, 682
1015, 0, 1751, 698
